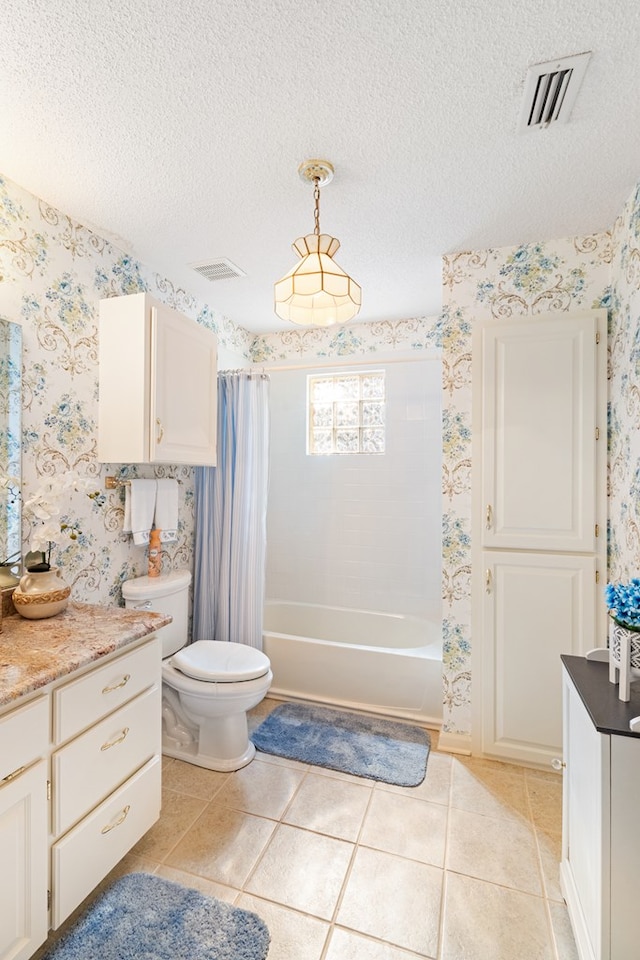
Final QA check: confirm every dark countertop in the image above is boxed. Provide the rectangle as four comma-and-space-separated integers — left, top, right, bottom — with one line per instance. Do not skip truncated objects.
562, 654, 640, 738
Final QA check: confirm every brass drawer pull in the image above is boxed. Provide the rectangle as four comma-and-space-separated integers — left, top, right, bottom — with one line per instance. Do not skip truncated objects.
101, 804, 131, 834
102, 674, 131, 695
1, 765, 26, 784
100, 727, 130, 751
156, 418, 164, 444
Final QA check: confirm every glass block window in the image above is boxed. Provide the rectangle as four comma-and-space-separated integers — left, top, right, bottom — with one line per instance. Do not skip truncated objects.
308, 372, 385, 455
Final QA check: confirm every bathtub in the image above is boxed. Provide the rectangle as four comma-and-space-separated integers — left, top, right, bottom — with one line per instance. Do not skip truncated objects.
262, 601, 443, 725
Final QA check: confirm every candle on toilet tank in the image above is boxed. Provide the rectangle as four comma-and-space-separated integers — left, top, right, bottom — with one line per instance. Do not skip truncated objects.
148, 528, 162, 577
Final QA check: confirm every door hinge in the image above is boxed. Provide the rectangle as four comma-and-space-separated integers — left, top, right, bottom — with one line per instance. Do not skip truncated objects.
596, 570, 600, 584
595, 427, 600, 440
595, 523, 599, 538
47, 890, 51, 910
47, 779, 51, 801
596, 330, 601, 344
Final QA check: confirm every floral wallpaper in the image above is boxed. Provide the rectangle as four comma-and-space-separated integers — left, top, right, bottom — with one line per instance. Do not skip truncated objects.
0, 319, 21, 562
608, 183, 640, 582
250, 316, 441, 362
0, 174, 251, 605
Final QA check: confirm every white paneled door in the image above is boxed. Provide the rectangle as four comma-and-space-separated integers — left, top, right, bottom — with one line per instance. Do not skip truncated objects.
150, 303, 218, 465
481, 313, 598, 552
474, 310, 606, 765
483, 551, 596, 764
0, 762, 48, 960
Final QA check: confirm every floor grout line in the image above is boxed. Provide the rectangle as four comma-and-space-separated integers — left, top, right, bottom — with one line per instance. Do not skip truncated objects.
40, 714, 570, 960
435, 760, 454, 959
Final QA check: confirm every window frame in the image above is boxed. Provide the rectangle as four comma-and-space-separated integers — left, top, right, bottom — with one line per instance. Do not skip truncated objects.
306, 370, 386, 456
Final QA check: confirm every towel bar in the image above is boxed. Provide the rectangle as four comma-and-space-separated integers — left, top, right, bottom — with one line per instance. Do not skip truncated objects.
105, 476, 182, 490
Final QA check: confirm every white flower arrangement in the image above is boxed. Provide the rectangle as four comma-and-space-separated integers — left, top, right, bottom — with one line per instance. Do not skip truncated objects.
23, 471, 99, 570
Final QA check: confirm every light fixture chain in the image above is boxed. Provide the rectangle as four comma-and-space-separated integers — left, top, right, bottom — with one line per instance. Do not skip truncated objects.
313, 178, 321, 235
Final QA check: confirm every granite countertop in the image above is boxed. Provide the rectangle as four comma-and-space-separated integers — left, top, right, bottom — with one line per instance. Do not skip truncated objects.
0, 601, 172, 707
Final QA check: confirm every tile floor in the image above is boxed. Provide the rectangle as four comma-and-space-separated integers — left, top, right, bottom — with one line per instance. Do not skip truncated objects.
38, 698, 579, 960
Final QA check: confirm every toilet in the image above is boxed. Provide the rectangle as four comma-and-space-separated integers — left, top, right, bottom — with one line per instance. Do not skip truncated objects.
122, 569, 272, 772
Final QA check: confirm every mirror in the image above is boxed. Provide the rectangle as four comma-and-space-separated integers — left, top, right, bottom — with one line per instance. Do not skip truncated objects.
0, 319, 22, 583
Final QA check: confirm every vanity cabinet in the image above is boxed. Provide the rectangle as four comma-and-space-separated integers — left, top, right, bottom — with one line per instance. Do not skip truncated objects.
0, 633, 162, 960
49, 637, 162, 928
560, 656, 640, 960
98, 292, 217, 466
0, 697, 48, 960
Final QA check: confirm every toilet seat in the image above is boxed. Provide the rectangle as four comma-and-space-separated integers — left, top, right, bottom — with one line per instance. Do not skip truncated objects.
172, 640, 270, 683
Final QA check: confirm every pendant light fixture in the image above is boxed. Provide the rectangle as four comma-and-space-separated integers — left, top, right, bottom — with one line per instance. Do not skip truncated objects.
274, 159, 361, 327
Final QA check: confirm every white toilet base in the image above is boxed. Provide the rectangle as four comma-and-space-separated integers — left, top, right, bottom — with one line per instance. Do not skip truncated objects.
161, 684, 261, 772
162, 734, 256, 772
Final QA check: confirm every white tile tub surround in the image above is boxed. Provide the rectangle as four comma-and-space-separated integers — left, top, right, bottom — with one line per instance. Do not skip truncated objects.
265, 359, 442, 620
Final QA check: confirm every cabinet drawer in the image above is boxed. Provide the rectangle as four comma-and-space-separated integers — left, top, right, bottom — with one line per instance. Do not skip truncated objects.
52, 685, 161, 837
53, 637, 160, 744
51, 755, 161, 929
0, 696, 48, 782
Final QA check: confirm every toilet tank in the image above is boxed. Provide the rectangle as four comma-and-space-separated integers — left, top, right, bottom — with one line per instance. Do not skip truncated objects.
122, 569, 191, 658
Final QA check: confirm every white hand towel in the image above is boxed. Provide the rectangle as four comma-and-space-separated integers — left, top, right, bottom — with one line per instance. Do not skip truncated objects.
154, 478, 179, 542
124, 479, 157, 545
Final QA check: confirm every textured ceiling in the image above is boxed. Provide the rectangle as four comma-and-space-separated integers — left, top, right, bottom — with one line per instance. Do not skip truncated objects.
2, 0, 640, 334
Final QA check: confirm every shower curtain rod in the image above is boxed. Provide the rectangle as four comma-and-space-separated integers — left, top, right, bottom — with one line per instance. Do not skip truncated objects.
218, 369, 270, 379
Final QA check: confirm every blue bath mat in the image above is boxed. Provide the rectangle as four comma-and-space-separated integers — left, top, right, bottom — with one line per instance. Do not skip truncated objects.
40, 872, 270, 960
252, 702, 430, 786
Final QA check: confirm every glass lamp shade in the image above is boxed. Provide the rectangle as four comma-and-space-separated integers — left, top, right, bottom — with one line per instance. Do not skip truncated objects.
274, 234, 362, 327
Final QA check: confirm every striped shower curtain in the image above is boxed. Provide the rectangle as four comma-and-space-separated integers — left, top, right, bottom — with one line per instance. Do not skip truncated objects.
192, 371, 270, 648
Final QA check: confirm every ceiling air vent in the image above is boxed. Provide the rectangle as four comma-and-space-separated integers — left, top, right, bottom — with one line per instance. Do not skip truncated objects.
190, 258, 246, 282
517, 51, 591, 133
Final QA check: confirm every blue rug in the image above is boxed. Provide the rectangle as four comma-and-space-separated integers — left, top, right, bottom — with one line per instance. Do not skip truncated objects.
41, 873, 270, 960
252, 702, 430, 786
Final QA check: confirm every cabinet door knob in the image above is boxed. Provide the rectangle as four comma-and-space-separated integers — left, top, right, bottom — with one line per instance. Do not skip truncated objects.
156, 418, 164, 444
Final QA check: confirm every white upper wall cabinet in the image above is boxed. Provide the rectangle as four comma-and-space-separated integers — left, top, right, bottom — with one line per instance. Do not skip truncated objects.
98, 293, 217, 466
481, 313, 598, 552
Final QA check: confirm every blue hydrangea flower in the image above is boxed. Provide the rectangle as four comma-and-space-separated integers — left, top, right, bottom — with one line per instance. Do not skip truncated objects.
605, 580, 640, 630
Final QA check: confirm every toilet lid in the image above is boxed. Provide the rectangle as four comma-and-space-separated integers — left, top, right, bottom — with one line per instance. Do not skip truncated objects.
172, 640, 270, 682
